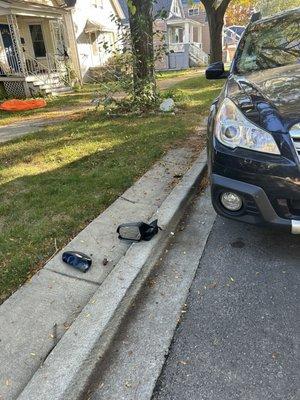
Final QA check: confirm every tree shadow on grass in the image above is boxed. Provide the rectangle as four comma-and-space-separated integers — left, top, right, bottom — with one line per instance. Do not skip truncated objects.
0, 114, 193, 302
0, 112, 181, 174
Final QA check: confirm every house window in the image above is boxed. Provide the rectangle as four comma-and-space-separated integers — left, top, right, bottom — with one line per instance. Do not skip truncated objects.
29, 25, 46, 58
172, 27, 184, 43
188, 8, 200, 16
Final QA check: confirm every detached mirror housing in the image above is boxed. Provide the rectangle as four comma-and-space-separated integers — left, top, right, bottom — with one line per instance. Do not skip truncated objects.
117, 220, 161, 242
206, 62, 229, 80
118, 223, 142, 241
62, 251, 92, 273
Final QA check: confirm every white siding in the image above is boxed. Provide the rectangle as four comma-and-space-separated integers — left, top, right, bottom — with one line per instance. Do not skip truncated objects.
71, 0, 120, 79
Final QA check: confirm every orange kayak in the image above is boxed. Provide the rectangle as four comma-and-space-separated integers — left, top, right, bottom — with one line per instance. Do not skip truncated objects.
0, 99, 47, 112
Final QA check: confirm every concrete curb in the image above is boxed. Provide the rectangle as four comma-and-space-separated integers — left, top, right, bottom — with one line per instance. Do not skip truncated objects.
0, 145, 199, 400
17, 150, 207, 400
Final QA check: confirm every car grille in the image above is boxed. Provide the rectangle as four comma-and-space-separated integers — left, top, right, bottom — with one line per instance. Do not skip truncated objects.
245, 198, 260, 215
290, 123, 300, 160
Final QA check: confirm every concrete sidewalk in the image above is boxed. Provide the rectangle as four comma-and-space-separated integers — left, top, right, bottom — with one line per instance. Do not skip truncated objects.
0, 106, 92, 143
0, 143, 202, 400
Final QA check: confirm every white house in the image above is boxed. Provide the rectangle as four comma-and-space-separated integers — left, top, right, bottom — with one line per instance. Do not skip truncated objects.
0, 0, 125, 98
0, 0, 81, 97
0, 0, 205, 98
68, 0, 125, 81
119, 0, 209, 70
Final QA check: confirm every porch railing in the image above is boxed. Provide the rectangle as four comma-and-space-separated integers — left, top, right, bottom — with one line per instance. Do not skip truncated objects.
0, 50, 23, 77
46, 53, 73, 88
189, 43, 209, 66
0, 51, 73, 88
169, 43, 185, 53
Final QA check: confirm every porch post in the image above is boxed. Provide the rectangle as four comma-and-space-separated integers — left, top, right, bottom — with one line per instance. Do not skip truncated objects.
183, 22, 190, 44
64, 11, 82, 83
6, 14, 27, 75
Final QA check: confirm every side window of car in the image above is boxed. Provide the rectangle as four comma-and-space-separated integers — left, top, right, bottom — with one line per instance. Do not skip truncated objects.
237, 36, 259, 73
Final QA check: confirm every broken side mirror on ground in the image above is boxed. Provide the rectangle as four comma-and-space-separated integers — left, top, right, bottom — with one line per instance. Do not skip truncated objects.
117, 220, 161, 242
62, 251, 92, 272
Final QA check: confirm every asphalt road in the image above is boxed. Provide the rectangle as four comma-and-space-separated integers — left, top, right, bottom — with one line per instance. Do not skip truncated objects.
152, 216, 299, 400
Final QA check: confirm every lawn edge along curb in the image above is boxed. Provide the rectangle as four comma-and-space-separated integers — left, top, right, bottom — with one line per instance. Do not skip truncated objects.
17, 150, 207, 400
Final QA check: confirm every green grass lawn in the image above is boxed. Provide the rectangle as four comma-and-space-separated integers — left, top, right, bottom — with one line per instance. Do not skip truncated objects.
0, 74, 222, 302
0, 81, 120, 126
0, 70, 202, 126
156, 67, 204, 80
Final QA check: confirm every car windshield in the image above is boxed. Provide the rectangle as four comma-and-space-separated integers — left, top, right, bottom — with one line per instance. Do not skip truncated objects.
236, 11, 300, 74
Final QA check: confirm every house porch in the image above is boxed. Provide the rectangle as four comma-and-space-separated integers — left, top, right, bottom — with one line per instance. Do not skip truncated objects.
0, 2, 80, 97
166, 18, 209, 69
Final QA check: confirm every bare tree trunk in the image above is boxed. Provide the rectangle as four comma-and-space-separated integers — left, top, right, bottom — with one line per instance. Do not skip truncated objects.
128, 0, 156, 101
202, 0, 232, 64
207, 13, 224, 63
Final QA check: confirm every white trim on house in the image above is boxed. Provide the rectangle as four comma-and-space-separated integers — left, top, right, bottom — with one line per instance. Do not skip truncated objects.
168, 0, 185, 19
0, 1, 66, 19
110, 0, 125, 20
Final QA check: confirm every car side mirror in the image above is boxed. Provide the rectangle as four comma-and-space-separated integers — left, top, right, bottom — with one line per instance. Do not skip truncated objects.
117, 220, 161, 242
206, 62, 229, 80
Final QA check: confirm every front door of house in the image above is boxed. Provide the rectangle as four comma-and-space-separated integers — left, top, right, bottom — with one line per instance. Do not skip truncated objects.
0, 24, 18, 73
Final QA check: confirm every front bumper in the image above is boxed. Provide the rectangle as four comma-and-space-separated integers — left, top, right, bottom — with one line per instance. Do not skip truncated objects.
211, 174, 300, 234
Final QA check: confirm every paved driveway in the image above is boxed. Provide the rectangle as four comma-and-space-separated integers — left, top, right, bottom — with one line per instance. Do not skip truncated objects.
153, 216, 299, 400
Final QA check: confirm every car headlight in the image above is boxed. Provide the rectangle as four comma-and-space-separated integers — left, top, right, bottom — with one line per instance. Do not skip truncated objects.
214, 98, 280, 155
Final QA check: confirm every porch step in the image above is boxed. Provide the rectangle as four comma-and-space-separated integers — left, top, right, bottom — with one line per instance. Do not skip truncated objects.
32, 80, 46, 86
49, 73, 61, 79
189, 54, 208, 67
39, 81, 64, 90
46, 86, 73, 95
25, 73, 61, 83
33, 78, 61, 86
25, 75, 48, 83
26, 73, 72, 96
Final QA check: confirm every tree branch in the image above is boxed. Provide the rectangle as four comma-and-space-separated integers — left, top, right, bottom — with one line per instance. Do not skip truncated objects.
201, 0, 213, 11
218, 0, 233, 15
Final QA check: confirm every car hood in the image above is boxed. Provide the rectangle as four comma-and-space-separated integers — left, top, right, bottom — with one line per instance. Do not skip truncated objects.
227, 64, 300, 132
